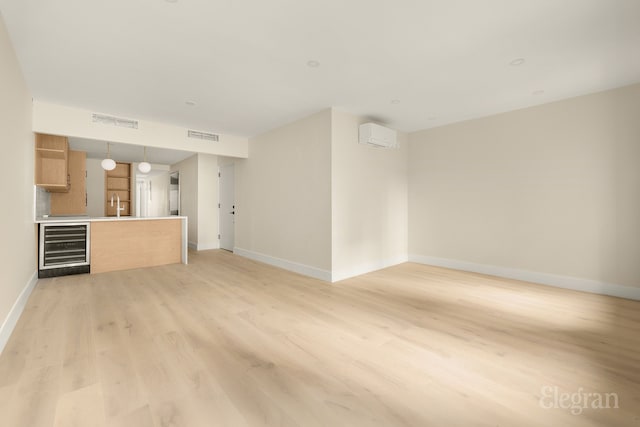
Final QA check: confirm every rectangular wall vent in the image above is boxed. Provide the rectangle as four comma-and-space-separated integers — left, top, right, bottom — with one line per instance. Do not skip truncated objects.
188, 130, 219, 142
92, 113, 139, 129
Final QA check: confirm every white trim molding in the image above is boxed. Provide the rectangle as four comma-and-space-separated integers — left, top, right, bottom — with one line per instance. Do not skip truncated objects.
409, 255, 640, 301
234, 247, 332, 282
0, 271, 38, 354
181, 217, 188, 264
331, 254, 409, 282
197, 242, 220, 251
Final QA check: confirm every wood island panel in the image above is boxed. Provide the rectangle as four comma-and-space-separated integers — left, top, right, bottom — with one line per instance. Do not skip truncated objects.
90, 219, 181, 274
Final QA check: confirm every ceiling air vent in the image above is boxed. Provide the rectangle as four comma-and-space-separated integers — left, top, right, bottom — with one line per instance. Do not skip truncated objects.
188, 130, 219, 142
92, 113, 139, 129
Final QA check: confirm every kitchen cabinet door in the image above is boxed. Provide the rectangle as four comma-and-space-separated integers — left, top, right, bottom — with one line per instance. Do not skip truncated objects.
35, 133, 69, 192
50, 150, 87, 215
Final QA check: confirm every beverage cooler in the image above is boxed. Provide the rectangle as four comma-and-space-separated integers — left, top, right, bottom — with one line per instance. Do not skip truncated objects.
38, 222, 90, 278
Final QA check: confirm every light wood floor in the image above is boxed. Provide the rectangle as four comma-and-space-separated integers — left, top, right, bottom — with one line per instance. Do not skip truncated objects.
1, 250, 639, 427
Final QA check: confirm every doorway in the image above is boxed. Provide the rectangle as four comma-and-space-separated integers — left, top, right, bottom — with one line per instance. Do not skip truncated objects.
219, 163, 235, 251
169, 171, 180, 215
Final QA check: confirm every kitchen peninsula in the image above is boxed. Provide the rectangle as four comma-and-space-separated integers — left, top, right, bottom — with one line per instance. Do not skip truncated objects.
36, 216, 188, 275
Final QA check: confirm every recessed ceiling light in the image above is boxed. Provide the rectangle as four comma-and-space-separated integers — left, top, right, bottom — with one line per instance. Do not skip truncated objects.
391, 99, 400, 104
532, 89, 545, 95
164, 0, 178, 3
306, 60, 320, 68
509, 58, 525, 66
185, 100, 197, 106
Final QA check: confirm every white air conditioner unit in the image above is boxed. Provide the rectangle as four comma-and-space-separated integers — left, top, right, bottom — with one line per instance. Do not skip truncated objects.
358, 122, 397, 148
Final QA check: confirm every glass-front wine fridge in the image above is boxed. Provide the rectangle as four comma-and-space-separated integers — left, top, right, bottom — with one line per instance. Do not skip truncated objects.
38, 222, 90, 278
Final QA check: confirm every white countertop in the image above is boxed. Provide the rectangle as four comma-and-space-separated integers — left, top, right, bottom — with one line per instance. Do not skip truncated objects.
35, 215, 187, 223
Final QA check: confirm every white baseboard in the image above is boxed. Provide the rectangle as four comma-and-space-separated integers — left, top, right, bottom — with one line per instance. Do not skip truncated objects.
409, 255, 640, 301
332, 254, 409, 282
197, 242, 220, 251
0, 271, 38, 354
234, 247, 332, 282
188, 241, 220, 251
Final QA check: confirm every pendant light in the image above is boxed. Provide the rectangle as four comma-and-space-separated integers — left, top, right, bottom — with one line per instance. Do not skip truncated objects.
138, 146, 151, 173
101, 142, 116, 170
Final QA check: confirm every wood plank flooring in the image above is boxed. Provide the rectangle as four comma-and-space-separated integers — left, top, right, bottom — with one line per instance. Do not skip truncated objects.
1, 250, 639, 426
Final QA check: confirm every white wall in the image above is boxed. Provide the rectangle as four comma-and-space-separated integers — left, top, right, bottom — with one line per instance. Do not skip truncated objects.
170, 154, 219, 250
218, 156, 236, 168
0, 13, 37, 352
32, 101, 249, 159
235, 109, 332, 279
409, 83, 640, 290
171, 155, 198, 248
196, 154, 219, 250
234, 109, 409, 282
331, 110, 408, 281
86, 158, 105, 217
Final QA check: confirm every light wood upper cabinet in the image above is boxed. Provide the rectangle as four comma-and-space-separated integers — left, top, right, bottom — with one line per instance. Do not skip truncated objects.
35, 133, 69, 192
50, 150, 87, 215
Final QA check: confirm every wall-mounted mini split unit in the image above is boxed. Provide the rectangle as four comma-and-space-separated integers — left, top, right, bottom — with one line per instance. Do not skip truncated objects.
358, 122, 397, 148
92, 113, 139, 129
187, 130, 219, 142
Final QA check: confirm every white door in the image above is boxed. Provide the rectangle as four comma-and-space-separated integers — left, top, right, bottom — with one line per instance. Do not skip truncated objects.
219, 164, 235, 251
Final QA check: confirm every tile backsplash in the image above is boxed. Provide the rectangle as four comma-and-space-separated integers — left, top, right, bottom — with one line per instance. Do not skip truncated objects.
35, 185, 50, 218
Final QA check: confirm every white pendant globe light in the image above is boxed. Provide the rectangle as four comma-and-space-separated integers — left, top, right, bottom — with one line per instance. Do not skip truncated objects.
138, 146, 151, 173
101, 158, 116, 170
138, 161, 151, 173
101, 143, 116, 171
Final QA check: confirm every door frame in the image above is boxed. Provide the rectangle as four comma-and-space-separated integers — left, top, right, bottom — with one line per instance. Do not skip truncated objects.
218, 163, 235, 251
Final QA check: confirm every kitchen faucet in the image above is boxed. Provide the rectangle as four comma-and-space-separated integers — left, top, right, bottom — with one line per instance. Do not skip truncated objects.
110, 193, 125, 218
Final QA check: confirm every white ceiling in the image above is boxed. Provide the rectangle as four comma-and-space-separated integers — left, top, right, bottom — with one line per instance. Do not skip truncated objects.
69, 137, 193, 165
1, 0, 639, 138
